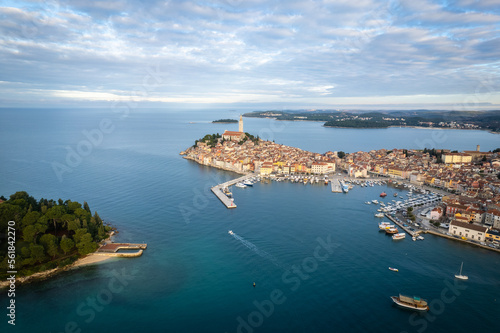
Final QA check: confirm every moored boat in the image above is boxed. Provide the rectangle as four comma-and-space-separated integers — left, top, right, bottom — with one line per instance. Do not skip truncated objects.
380, 192, 387, 197
375, 213, 384, 218
385, 227, 398, 234
392, 233, 406, 240
235, 182, 246, 188
455, 262, 468, 280
391, 294, 429, 311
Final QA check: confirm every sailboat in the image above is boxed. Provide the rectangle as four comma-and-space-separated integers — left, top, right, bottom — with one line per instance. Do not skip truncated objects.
455, 262, 468, 280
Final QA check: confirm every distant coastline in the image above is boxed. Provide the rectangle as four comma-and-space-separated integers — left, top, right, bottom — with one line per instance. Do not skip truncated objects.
244, 110, 500, 133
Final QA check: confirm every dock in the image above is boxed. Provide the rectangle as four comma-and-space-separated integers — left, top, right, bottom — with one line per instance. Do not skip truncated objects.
211, 174, 253, 209
331, 179, 342, 192
385, 214, 418, 237
96, 242, 148, 258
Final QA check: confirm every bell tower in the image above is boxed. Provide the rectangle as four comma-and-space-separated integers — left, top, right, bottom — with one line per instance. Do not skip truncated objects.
239, 115, 243, 133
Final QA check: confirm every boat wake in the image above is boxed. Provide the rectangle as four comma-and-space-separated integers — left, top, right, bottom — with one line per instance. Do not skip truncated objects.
228, 230, 287, 270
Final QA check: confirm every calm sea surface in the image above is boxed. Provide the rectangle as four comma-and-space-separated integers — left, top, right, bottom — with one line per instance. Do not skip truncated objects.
0, 108, 499, 333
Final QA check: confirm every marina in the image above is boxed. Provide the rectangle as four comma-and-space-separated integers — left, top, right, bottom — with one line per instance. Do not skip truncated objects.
211, 174, 255, 208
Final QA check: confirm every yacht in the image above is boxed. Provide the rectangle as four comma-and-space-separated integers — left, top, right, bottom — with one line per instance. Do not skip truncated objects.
455, 262, 468, 280
243, 180, 253, 187
391, 294, 429, 311
392, 233, 406, 240
235, 183, 246, 188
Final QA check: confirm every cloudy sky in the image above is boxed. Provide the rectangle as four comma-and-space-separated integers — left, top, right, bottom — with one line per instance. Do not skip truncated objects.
1, 0, 500, 109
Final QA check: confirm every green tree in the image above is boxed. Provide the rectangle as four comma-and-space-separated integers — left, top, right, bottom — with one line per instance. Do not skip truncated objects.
60, 236, 75, 254
337, 151, 346, 158
39, 234, 59, 258
21, 211, 40, 228
29, 243, 46, 263
83, 201, 91, 213
76, 233, 98, 255
22, 225, 37, 243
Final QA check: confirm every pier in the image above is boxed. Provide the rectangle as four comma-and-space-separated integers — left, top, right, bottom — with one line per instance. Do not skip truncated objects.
211, 174, 253, 209
385, 214, 419, 237
331, 179, 342, 192
96, 242, 148, 257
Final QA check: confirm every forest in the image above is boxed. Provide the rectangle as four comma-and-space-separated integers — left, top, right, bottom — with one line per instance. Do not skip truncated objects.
0, 191, 112, 278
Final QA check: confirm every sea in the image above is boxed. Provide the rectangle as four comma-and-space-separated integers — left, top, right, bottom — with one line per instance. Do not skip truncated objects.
1, 108, 500, 333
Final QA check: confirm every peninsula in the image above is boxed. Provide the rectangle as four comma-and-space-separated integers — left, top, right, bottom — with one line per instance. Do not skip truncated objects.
0, 191, 118, 287
243, 110, 500, 132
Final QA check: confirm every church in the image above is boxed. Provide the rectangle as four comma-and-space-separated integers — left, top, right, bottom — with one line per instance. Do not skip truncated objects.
222, 115, 246, 141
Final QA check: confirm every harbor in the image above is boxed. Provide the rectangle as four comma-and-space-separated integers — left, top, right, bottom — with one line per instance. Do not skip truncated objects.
211, 174, 254, 208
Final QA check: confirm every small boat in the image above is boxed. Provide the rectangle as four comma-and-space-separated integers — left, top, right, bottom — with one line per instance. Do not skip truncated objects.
365, 201, 371, 205
455, 262, 468, 280
228, 230, 234, 235
412, 236, 417, 241
243, 180, 253, 187
235, 183, 246, 188
253, 282, 256, 287
389, 267, 398, 272
392, 233, 406, 240
385, 227, 398, 234
375, 213, 384, 218
379, 222, 393, 230
372, 200, 379, 204
393, 193, 398, 197
380, 192, 387, 197
391, 294, 429, 311
417, 236, 424, 241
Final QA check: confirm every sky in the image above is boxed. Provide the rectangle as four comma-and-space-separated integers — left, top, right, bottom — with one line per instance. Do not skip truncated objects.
1, 0, 500, 110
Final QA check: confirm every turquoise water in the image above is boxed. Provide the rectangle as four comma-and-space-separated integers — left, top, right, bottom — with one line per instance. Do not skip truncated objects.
0, 108, 499, 333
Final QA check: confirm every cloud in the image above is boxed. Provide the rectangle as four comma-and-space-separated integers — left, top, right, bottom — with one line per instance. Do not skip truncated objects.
0, 0, 499, 109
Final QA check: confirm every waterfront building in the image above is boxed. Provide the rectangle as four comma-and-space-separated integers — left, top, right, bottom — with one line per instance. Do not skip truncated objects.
449, 220, 488, 241
486, 229, 500, 243
260, 162, 273, 176
312, 162, 330, 174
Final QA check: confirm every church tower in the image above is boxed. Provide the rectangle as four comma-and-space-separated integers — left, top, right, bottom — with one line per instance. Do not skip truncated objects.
239, 115, 243, 133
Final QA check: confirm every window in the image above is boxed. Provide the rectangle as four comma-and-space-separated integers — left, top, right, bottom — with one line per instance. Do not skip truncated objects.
478, 237, 481, 241
459, 232, 462, 235
471, 235, 474, 239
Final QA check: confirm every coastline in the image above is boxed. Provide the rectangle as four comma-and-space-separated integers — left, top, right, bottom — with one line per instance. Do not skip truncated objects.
0, 231, 116, 290
183, 155, 248, 176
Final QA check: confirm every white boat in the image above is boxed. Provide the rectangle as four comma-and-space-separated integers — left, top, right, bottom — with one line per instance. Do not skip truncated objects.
417, 236, 424, 241
228, 230, 234, 235
379, 222, 392, 230
243, 180, 253, 186
389, 267, 398, 272
365, 201, 371, 205
235, 183, 246, 188
412, 236, 417, 241
455, 262, 468, 280
375, 213, 384, 218
392, 233, 406, 240
372, 200, 379, 204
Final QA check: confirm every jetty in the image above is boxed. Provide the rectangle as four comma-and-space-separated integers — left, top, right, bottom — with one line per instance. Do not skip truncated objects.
385, 214, 419, 237
211, 174, 253, 209
96, 242, 148, 258
331, 179, 342, 192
